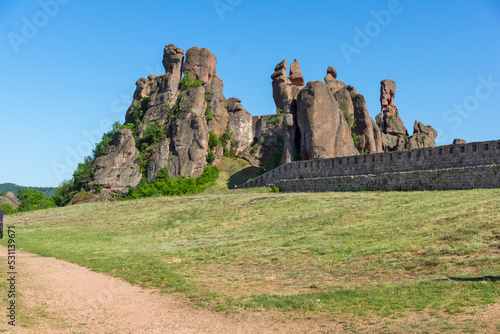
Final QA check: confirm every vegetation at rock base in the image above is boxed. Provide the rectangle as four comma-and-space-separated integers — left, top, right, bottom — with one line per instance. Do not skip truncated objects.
0, 203, 15, 214
127, 166, 219, 199
2, 188, 56, 215
2, 186, 499, 332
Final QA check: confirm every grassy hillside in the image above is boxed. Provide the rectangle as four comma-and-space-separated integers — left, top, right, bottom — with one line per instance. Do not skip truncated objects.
0, 183, 56, 197
2, 185, 499, 331
1, 158, 499, 331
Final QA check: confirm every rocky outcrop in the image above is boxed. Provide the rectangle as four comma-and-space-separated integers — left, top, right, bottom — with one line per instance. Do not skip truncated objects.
89, 45, 439, 196
252, 114, 284, 157
68, 189, 115, 205
407, 121, 438, 149
296, 81, 357, 160
334, 87, 355, 123
0, 192, 20, 209
271, 59, 305, 164
324, 66, 345, 95
184, 47, 228, 137
93, 128, 142, 194
227, 98, 253, 153
375, 79, 408, 151
453, 138, 466, 144
167, 86, 210, 178
145, 138, 170, 179
271, 59, 305, 112
352, 94, 384, 154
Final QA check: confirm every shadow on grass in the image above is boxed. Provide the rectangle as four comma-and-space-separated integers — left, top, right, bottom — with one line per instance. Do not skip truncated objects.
227, 166, 263, 189
439, 276, 500, 282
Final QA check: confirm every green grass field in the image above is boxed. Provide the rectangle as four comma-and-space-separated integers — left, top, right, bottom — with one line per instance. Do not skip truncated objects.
1, 158, 499, 331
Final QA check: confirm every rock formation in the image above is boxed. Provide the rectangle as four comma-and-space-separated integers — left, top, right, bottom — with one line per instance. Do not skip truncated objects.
93, 128, 142, 194
453, 138, 466, 144
324, 66, 345, 95
183, 47, 228, 137
375, 79, 409, 151
271, 59, 305, 164
352, 94, 384, 154
407, 121, 438, 149
0, 192, 20, 209
296, 81, 357, 159
88, 44, 438, 196
227, 98, 254, 153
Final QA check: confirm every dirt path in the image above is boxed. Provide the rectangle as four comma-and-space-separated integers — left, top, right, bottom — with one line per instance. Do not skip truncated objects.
0, 246, 338, 334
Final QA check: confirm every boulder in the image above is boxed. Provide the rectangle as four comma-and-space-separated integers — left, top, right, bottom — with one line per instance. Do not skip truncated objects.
296, 81, 357, 160
453, 138, 466, 145
68, 189, 115, 205
93, 128, 142, 195
407, 121, 438, 149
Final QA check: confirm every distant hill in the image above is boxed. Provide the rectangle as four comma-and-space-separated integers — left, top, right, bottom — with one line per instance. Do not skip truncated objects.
0, 183, 56, 197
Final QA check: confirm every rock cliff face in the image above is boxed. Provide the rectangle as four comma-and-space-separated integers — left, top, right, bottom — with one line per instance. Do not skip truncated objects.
90, 44, 437, 195
93, 128, 142, 194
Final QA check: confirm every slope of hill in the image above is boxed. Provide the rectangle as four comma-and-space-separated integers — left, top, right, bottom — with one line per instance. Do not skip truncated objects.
1, 184, 498, 332
0, 183, 56, 197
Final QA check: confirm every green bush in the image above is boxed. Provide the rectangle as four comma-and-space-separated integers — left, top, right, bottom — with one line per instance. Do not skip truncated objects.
17, 189, 56, 212
127, 166, 219, 199
93, 121, 121, 161
205, 103, 214, 121
351, 132, 360, 150
341, 109, 355, 128
0, 203, 15, 215
139, 122, 167, 151
206, 150, 215, 164
208, 131, 221, 149
54, 180, 77, 207
219, 127, 232, 143
266, 108, 283, 126
179, 72, 203, 90
223, 147, 230, 157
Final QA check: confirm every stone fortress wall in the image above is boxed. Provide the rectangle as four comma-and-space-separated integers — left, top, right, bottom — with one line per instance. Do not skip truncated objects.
238, 140, 500, 191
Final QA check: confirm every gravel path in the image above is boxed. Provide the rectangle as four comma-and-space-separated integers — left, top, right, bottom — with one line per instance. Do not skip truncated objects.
0, 246, 336, 333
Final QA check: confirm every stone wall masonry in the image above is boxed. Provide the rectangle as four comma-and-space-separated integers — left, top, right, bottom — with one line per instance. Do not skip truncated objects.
238, 139, 500, 190
274, 165, 500, 192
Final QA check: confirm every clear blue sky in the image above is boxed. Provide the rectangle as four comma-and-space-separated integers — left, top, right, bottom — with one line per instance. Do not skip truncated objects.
1, 0, 499, 187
